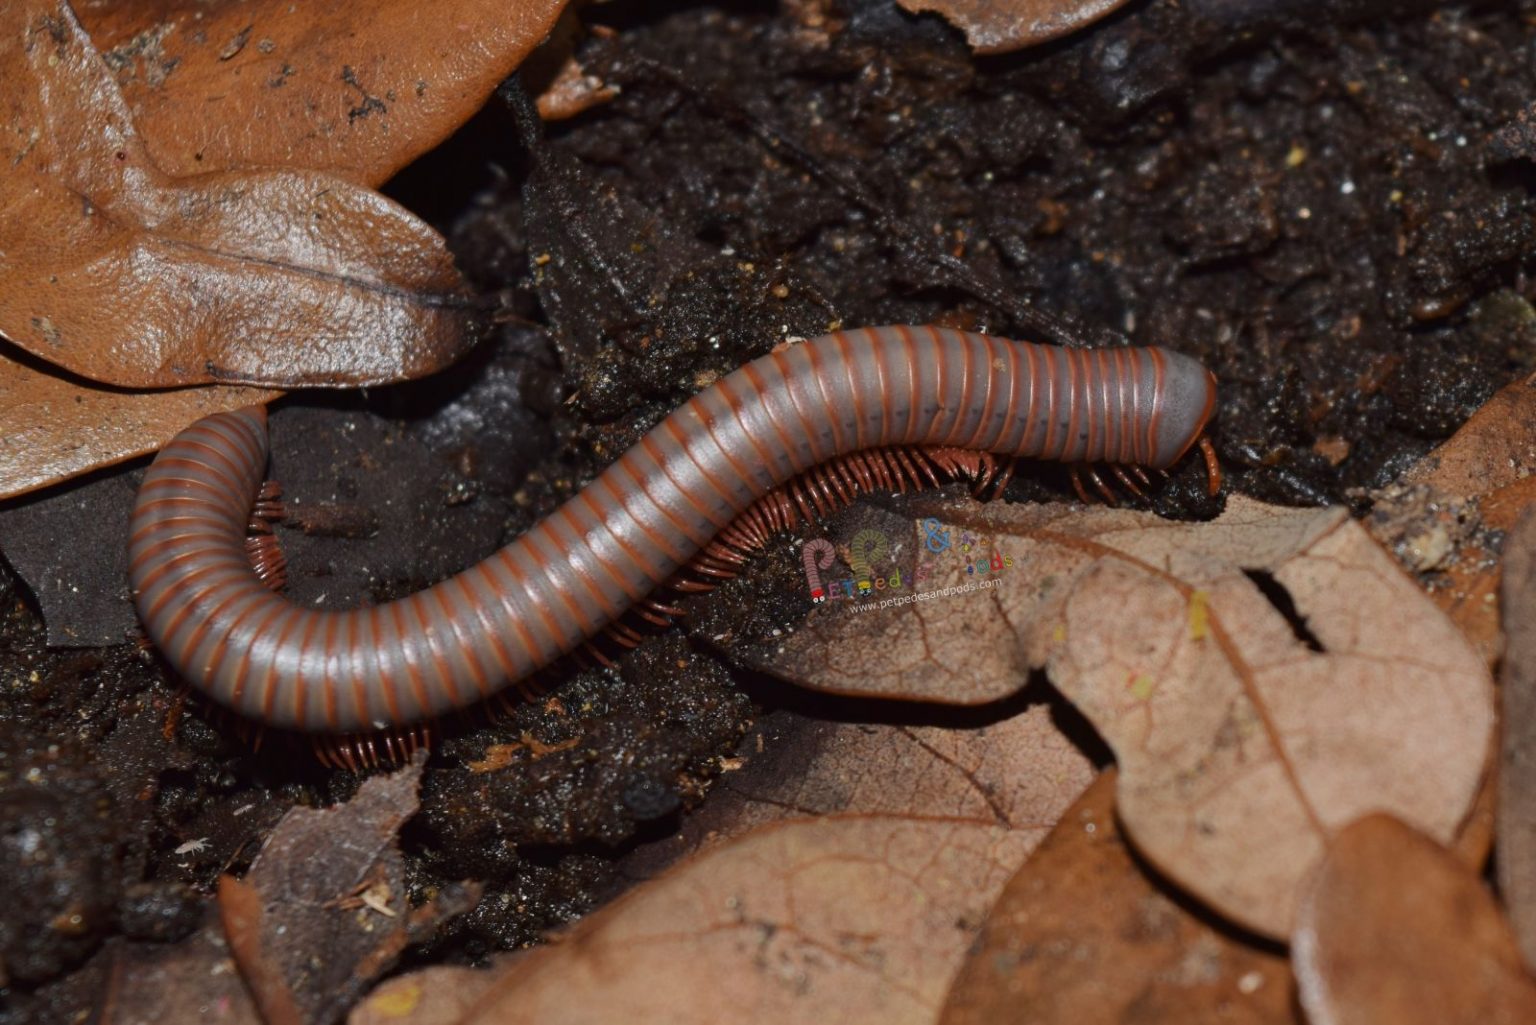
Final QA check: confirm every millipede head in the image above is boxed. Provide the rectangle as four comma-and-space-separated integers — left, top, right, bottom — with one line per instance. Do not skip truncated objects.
1149, 350, 1220, 473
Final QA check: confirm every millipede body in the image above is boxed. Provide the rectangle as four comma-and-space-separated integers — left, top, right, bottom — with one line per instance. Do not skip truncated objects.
129, 326, 1217, 736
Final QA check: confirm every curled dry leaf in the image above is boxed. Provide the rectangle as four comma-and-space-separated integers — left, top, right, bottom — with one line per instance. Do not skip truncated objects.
77, 0, 572, 185
941, 769, 1295, 1025
754, 494, 1492, 939
359, 817, 1033, 1025
0, 0, 474, 390
1294, 814, 1536, 1025
895, 0, 1132, 54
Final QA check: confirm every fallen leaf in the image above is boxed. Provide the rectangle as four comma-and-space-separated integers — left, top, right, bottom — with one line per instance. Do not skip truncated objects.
620, 697, 1098, 882
941, 769, 1296, 1025
741, 499, 1040, 704
1366, 375, 1536, 663
752, 494, 1492, 939
1293, 813, 1536, 1025
369, 816, 1034, 1025
0, 344, 276, 499
894, 0, 1133, 54
216, 755, 477, 1025
1028, 497, 1493, 939
1398, 374, 1536, 500
374, 673, 1096, 1024
77, 0, 572, 185
0, 0, 475, 390
1500, 508, 1536, 971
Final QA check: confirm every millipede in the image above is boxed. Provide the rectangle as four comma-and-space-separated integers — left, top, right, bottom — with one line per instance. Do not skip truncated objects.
128, 326, 1219, 767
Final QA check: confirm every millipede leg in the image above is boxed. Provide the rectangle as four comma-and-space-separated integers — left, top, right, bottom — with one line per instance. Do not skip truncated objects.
1199, 435, 1223, 496
1069, 466, 1093, 505
244, 480, 289, 591
1085, 468, 1119, 506
1111, 466, 1147, 499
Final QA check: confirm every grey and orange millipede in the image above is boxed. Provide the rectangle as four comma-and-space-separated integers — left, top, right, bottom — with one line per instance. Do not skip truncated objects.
129, 326, 1219, 735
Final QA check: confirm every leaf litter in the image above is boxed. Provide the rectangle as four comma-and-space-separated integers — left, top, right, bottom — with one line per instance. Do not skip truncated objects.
1294, 814, 1536, 1025
617, 696, 1099, 882
360, 653, 1099, 1023
1366, 372, 1536, 663
941, 769, 1294, 1025
97, 756, 476, 1025
359, 816, 1033, 1025
0, 0, 480, 497
746, 492, 1492, 939
77, 0, 573, 186
352, 488, 1492, 1020
0, 0, 474, 390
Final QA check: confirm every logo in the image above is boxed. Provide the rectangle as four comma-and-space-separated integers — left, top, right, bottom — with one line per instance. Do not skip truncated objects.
801, 519, 1013, 603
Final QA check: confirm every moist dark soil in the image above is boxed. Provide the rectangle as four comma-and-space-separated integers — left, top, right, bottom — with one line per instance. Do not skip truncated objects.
5, 0, 1536, 1020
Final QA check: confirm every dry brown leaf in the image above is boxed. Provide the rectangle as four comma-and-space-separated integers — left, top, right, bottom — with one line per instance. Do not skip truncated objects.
368, 693, 1093, 1024
895, 0, 1132, 54
1399, 374, 1536, 499
620, 703, 1098, 882
362, 816, 1033, 1025
77, 0, 572, 185
0, 0, 474, 390
755, 494, 1492, 939
1499, 508, 1536, 970
941, 769, 1296, 1025
1294, 813, 1536, 1025
1367, 375, 1536, 662
743, 500, 1041, 704
0, 345, 276, 499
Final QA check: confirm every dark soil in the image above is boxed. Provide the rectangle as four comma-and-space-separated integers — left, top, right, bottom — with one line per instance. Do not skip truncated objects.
5, 0, 1536, 1020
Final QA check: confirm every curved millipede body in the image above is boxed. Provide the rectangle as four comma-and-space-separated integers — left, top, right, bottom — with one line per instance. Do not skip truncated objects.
129, 326, 1218, 735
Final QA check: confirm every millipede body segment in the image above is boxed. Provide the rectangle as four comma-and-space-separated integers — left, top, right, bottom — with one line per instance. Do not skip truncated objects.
129, 327, 1218, 734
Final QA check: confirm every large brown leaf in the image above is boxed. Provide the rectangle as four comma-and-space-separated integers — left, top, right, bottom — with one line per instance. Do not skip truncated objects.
752, 495, 1492, 939
0, 344, 277, 499
895, 0, 1132, 54
77, 0, 572, 186
618, 702, 1098, 883
1294, 814, 1536, 1025
356, 816, 1032, 1025
941, 769, 1296, 1025
0, 0, 474, 390
363, 669, 1096, 1023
